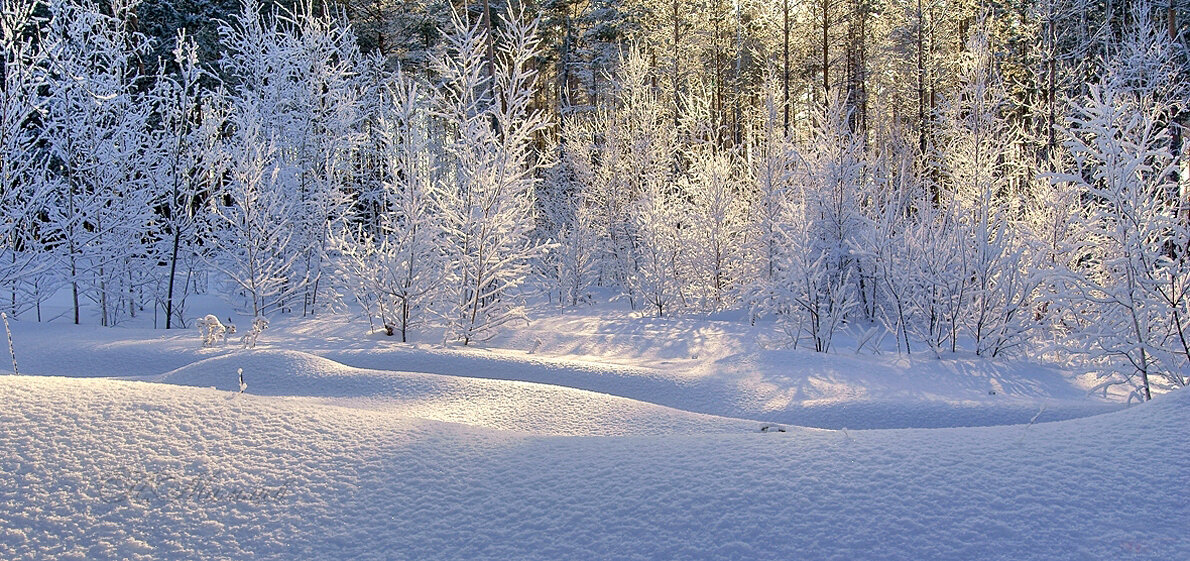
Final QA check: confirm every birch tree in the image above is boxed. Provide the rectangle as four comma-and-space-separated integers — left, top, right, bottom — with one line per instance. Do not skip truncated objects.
42, 0, 158, 326
1055, 78, 1189, 401
0, 0, 52, 318
436, 10, 551, 344
332, 72, 444, 341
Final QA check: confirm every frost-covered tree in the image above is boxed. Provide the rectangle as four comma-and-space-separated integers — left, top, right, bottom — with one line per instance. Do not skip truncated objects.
1042, 6, 1190, 400
682, 147, 746, 311
42, 0, 159, 326
939, 29, 1041, 357
149, 30, 219, 329
614, 46, 683, 315
215, 0, 363, 317
902, 203, 969, 356
278, 1, 363, 316
350, 51, 397, 238
1055, 77, 1189, 401
738, 78, 795, 321
0, 0, 52, 318
779, 98, 865, 351
562, 111, 630, 307
535, 146, 600, 308
436, 10, 550, 345
854, 144, 924, 354
332, 72, 443, 341
207, 100, 308, 318
632, 166, 685, 317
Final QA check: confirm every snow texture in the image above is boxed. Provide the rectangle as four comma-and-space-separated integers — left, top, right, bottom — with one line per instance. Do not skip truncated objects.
6, 310, 1122, 430
0, 375, 1186, 561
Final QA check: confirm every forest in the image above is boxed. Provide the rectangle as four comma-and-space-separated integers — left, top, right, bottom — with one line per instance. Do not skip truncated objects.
1, 0, 1188, 401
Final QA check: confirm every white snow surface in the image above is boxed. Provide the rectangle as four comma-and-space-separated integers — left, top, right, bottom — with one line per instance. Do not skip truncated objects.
5, 307, 1122, 429
155, 350, 756, 436
1, 304, 1183, 559
1, 375, 1186, 560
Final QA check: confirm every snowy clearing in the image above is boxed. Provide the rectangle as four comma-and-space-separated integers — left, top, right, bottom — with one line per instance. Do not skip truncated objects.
3, 0, 1189, 558
1, 305, 1181, 559
1, 374, 1186, 561
5, 307, 1121, 430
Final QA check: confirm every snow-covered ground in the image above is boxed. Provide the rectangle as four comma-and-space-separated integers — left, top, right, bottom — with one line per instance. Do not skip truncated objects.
2, 375, 1186, 560
0, 298, 1185, 559
5, 297, 1123, 430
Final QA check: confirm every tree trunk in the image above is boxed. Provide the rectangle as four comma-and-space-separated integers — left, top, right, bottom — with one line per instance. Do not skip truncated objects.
672, 0, 681, 129
822, 0, 829, 103
783, 0, 790, 135
917, 0, 926, 156
165, 215, 182, 328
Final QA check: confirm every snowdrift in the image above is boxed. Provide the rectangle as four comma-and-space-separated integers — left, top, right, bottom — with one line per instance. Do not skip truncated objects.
6, 316, 1123, 429
1, 376, 1185, 561
155, 350, 757, 436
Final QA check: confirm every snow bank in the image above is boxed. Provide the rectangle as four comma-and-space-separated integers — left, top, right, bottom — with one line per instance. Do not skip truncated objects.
154, 350, 757, 436
1, 376, 1185, 561
4, 312, 1123, 429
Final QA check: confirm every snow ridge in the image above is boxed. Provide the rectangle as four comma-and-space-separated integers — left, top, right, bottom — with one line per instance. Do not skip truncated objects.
1, 376, 1185, 561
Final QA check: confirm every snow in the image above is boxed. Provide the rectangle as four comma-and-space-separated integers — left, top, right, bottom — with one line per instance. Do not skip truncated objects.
6, 306, 1122, 429
155, 350, 756, 436
0, 300, 1181, 559
3, 2, 1185, 557
1, 374, 1186, 560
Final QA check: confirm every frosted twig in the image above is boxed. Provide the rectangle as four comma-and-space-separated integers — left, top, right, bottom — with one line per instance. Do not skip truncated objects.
1, 313, 17, 375
1014, 404, 1047, 445
1027, 405, 1047, 426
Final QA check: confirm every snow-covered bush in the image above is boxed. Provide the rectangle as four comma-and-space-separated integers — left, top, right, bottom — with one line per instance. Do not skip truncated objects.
1052, 78, 1189, 400
241, 317, 268, 349
855, 147, 923, 355
197, 314, 234, 347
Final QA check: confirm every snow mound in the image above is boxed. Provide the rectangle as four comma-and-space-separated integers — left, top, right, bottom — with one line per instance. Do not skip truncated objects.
156, 350, 362, 392
322, 345, 1122, 429
155, 350, 759, 436
7, 316, 1123, 429
1, 376, 1185, 561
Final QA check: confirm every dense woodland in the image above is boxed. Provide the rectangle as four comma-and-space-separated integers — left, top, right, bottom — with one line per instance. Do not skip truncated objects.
1, 0, 1188, 399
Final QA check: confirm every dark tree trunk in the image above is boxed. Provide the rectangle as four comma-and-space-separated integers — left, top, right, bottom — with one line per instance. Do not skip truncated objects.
783, 0, 790, 135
